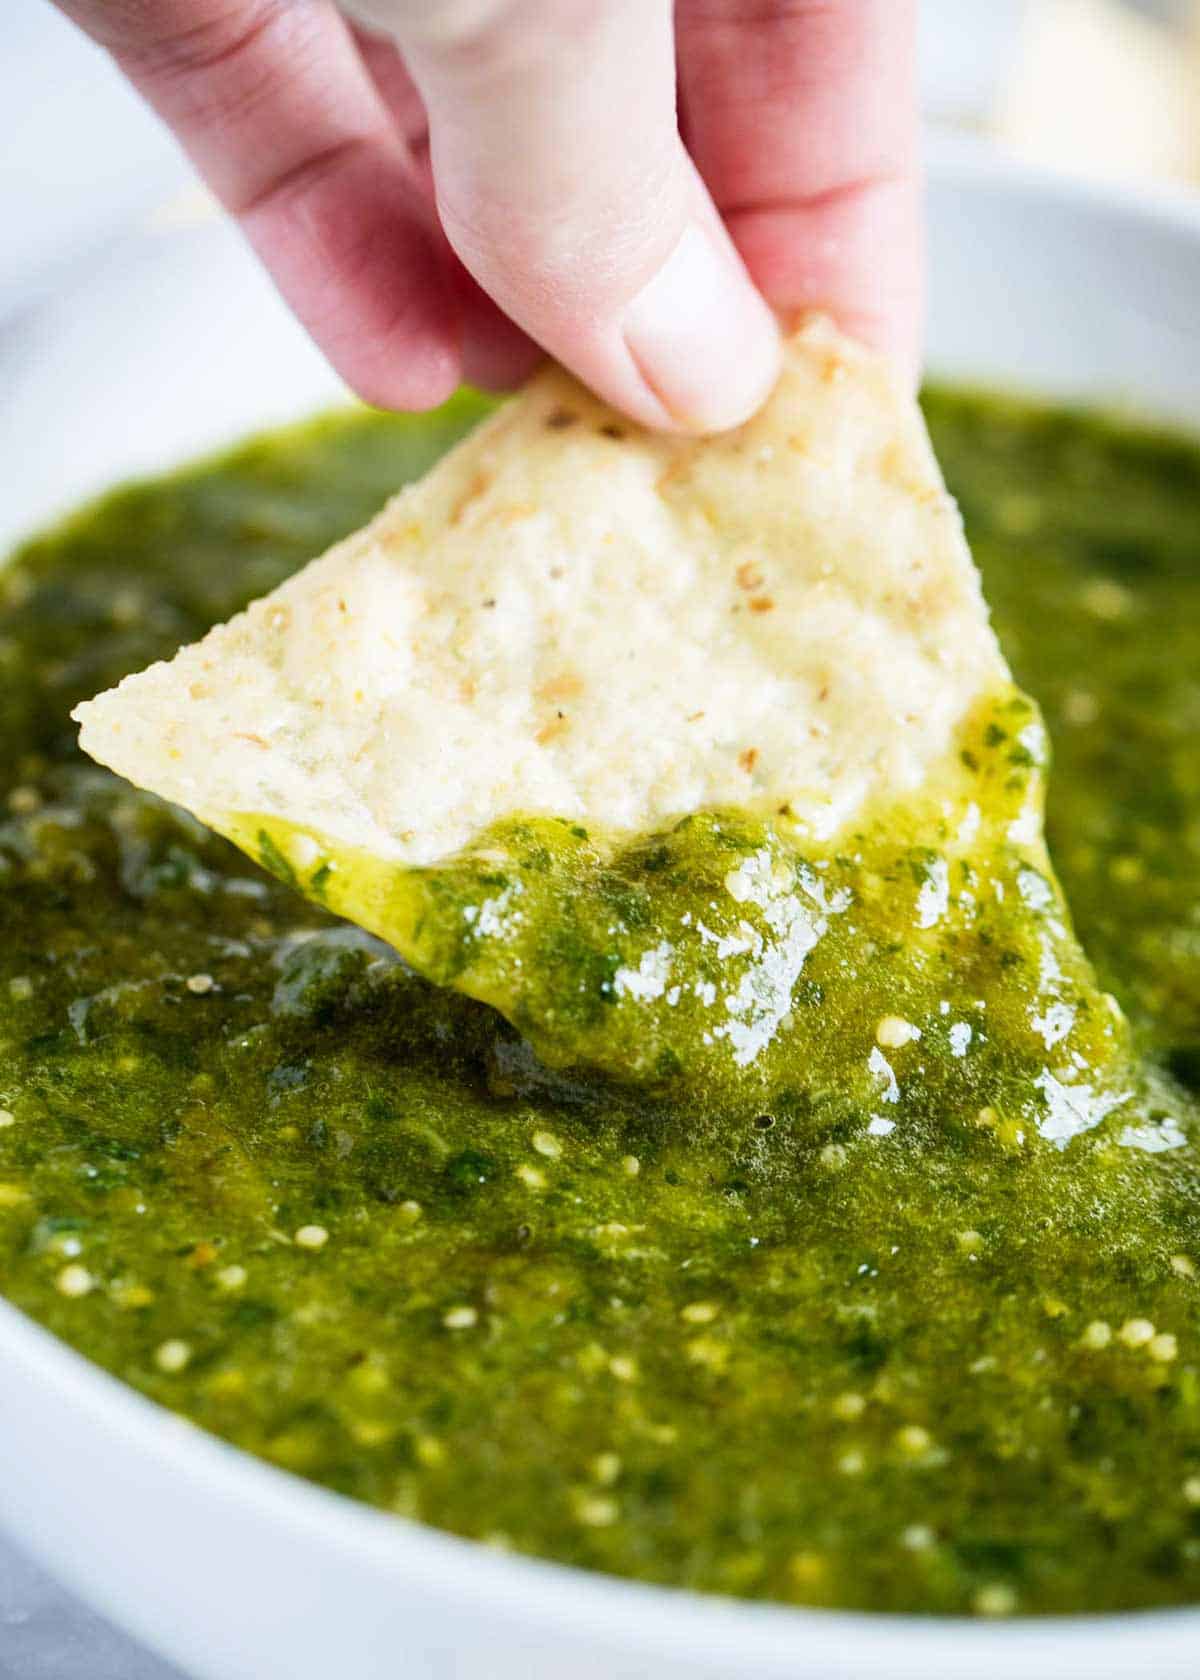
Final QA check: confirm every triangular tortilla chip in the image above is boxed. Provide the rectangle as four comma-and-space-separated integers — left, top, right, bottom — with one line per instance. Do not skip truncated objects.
75, 320, 1007, 866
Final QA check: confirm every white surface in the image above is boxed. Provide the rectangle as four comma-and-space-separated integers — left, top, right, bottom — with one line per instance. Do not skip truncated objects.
995, 0, 1200, 183
926, 136, 1200, 422
0, 1544, 183, 1680
919, 0, 1030, 126
1, 1, 191, 318
0, 205, 346, 554
1, 145, 1200, 1680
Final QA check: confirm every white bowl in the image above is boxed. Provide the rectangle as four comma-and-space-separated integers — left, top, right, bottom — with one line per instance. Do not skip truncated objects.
2, 141, 1200, 1680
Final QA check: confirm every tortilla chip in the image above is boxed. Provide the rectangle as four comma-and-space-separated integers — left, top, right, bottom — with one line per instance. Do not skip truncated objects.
74, 320, 1008, 868
71, 322, 1090, 1108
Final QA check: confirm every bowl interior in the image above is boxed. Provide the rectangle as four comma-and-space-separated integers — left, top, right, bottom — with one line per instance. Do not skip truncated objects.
3, 144, 1200, 1680
926, 138, 1200, 424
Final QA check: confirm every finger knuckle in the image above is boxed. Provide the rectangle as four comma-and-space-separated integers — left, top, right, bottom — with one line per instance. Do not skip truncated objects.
116, 0, 287, 82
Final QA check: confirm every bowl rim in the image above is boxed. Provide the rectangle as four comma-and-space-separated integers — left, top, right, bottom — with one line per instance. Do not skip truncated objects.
924, 125, 1200, 240
3, 137, 1200, 1671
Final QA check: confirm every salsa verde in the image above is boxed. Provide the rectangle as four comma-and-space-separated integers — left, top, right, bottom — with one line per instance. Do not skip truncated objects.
0, 390, 1198, 1617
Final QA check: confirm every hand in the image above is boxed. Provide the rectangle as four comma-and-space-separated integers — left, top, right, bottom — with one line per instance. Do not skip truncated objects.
55, 1, 920, 431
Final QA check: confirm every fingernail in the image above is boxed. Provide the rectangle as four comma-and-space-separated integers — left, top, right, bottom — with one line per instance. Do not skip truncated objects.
623, 224, 781, 433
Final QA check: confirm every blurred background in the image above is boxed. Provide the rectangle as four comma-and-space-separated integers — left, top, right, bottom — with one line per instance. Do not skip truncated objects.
6, 0, 1200, 323
922, 0, 1200, 183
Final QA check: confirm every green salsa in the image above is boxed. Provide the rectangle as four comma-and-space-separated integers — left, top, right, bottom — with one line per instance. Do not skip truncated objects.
2, 390, 1200, 1617
235, 682, 1132, 1136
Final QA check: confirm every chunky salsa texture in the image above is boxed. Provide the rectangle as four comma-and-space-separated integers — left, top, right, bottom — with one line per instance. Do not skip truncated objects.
0, 390, 1199, 1617
235, 680, 1132, 1136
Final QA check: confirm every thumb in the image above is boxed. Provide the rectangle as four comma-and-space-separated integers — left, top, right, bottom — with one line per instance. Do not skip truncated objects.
384, 0, 781, 432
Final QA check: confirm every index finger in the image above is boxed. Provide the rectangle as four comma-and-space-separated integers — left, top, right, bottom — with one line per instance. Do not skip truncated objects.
676, 0, 921, 374
55, 0, 463, 409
